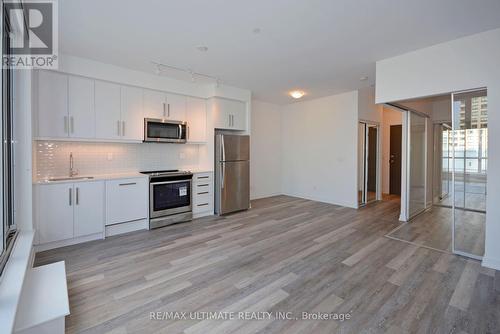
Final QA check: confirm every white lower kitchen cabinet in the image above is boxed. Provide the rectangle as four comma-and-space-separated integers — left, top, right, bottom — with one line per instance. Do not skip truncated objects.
105, 177, 148, 225
36, 181, 105, 247
36, 183, 74, 244
73, 182, 105, 237
192, 172, 214, 218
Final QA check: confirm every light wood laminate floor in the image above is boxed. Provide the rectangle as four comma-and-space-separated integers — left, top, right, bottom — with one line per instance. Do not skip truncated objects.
35, 195, 500, 334
387, 204, 485, 256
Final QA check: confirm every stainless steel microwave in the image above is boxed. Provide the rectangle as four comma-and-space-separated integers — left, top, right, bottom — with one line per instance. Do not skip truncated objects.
144, 118, 187, 143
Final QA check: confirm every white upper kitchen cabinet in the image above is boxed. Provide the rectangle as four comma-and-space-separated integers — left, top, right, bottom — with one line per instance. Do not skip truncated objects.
166, 93, 186, 121
37, 71, 69, 138
212, 97, 247, 131
143, 88, 166, 119
186, 97, 207, 143
73, 182, 105, 238
68, 76, 95, 138
231, 102, 247, 131
143, 90, 186, 121
37, 183, 74, 244
95, 81, 122, 140
120, 85, 144, 141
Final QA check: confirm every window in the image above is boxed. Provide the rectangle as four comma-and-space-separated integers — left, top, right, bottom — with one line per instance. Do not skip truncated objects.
0, 1, 18, 276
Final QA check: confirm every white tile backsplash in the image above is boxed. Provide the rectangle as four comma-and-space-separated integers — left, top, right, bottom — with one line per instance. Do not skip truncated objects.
35, 141, 200, 179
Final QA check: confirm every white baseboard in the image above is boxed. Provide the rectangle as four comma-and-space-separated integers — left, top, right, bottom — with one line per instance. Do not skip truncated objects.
481, 256, 500, 271
105, 219, 148, 237
193, 211, 213, 219
34, 233, 104, 252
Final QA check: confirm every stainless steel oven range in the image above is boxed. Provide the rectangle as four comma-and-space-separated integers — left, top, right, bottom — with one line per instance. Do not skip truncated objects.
140, 169, 193, 229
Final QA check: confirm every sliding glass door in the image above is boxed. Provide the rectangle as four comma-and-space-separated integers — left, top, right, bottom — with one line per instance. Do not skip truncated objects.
407, 111, 427, 218
452, 90, 487, 259
433, 124, 452, 206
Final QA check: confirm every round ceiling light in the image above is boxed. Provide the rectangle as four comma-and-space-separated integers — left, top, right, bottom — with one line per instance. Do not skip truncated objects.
289, 90, 305, 99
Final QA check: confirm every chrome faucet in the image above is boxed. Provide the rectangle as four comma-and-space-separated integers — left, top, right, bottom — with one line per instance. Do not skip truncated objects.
69, 152, 78, 177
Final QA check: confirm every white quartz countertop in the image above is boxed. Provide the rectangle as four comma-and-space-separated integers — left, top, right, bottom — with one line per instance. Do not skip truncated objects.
33, 172, 148, 185
34, 169, 214, 184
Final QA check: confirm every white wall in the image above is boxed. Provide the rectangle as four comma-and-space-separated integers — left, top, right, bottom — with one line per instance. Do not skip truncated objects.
376, 28, 500, 270
381, 107, 402, 194
250, 100, 282, 199
281, 91, 358, 208
358, 86, 383, 123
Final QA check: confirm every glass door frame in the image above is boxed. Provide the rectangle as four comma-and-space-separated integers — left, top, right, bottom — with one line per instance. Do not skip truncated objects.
358, 121, 381, 206
405, 109, 429, 220
451, 88, 487, 260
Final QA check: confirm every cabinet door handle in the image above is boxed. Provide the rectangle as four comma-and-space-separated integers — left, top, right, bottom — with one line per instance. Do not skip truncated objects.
64, 116, 68, 134
167, 103, 170, 117
122, 121, 126, 136
197, 203, 209, 207
76, 187, 79, 205
228, 114, 231, 127
70, 116, 74, 134
163, 102, 166, 117
119, 182, 136, 186
197, 176, 209, 179
197, 191, 209, 195
187, 126, 190, 140
69, 188, 72, 206
117, 120, 121, 136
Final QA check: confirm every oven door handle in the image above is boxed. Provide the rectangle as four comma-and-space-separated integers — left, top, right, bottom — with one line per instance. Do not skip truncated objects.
151, 179, 192, 185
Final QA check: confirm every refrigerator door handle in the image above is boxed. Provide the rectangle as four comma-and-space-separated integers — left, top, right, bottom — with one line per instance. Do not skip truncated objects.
221, 162, 225, 189
221, 135, 225, 161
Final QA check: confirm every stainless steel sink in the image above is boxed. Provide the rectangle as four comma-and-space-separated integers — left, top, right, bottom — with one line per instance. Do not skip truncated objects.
48, 176, 95, 182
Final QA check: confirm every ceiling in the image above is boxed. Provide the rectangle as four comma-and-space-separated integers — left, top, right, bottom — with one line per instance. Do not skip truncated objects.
59, 0, 500, 104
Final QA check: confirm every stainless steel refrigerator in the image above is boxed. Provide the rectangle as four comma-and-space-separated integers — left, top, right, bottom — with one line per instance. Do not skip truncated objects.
215, 134, 250, 215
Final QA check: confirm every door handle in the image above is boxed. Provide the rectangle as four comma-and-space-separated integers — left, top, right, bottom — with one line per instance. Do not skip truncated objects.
163, 102, 166, 117
167, 103, 170, 117
221, 162, 225, 189
70, 116, 74, 134
179, 124, 182, 139
64, 116, 68, 134
228, 114, 231, 127
119, 182, 137, 186
69, 188, 72, 206
122, 121, 126, 136
76, 187, 79, 205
